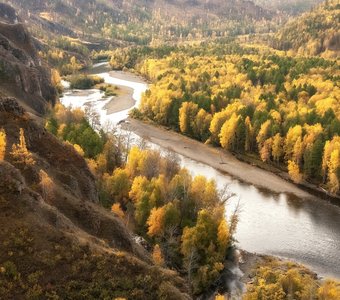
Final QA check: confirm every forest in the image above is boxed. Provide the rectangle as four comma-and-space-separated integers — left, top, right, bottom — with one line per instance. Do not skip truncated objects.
42, 102, 340, 298
254, 0, 323, 14
45, 104, 238, 295
1, 0, 340, 298
6, 0, 274, 45
45, 1, 339, 295
272, 0, 339, 57
120, 44, 339, 195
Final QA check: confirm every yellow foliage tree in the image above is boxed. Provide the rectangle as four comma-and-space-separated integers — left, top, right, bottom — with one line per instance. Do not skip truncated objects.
217, 219, 230, 256
39, 170, 54, 200
51, 68, 62, 92
70, 56, 79, 73
111, 203, 125, 219
130, 146, 157, 178
260, 138, 273, 162
105, 168, 131, 204
245, 116, 254, 152
288, 160, 303, 184
129, 176, 150, 202
73, 144, 85, 157
0, 129, 6, 160
11, 128, 35, 166
193, 109, 212, 141
96, 153, 108, 174
86, 158, 98, 176
147, 206, 166, 237
292, 137, 304, 165
327, 149, 339, 194
322, 137, 340, 194
272, 134, 283, 163
256, 120, 271, 152
318, 280, 340, 300
179, 102, 199, 135
285, 125, 302, 162
189, 176, 219, 212
219, 113, 240, 150
181, 210, 227, 294
209, 110, 229, 144
152, 244, 165, 266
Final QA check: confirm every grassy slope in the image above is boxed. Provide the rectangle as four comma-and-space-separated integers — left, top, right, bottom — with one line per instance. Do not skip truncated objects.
0, 97, 191, 299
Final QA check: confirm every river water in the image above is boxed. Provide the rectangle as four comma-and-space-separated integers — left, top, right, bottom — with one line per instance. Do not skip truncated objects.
61, 63, 340, 280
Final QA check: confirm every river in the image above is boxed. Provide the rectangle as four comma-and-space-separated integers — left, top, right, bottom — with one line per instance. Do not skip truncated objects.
61, 62, 340, 280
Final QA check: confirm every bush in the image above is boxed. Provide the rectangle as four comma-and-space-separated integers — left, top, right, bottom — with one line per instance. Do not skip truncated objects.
129, 108, 143, 120
100, 84, 119, 97
68, 75, 104, 89
105, 86, 118, 97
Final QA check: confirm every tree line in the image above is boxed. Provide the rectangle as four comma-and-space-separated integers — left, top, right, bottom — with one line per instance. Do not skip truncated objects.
134, 49, 339, 194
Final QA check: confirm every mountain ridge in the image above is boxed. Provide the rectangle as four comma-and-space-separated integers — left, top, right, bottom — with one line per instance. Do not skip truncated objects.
272, 0, 340, 56
4, 0, 273, 45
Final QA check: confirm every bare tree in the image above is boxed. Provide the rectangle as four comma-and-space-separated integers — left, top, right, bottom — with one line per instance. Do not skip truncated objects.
162, 148, 181, 180
229, 201, 241, 237
186, 248, 199, 288
85, 103, 101, 130
39, 170, 54, 201
102, 120, 115, 134
219, 183, 236, 205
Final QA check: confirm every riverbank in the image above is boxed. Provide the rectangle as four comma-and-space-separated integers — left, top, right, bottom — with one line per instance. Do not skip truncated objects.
61, 64, 340, 280
91, 64, 340, 203
91, 62, 340, 203
122, 118, 316, 200
233, 152, 340, 205
103, 85, 135, 114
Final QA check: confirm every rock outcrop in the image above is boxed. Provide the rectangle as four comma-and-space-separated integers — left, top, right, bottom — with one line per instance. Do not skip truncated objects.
0, 3, 20, 24
0, 9, 57, 115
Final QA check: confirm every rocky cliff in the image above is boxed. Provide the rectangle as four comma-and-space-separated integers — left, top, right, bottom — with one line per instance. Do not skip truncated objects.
0, 3, 57, 115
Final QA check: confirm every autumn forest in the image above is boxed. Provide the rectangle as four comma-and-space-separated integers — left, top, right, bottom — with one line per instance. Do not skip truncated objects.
0, 0, 339, 299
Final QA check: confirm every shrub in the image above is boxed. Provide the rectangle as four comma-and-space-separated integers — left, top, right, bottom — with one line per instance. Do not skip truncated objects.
68, 75, 104, 89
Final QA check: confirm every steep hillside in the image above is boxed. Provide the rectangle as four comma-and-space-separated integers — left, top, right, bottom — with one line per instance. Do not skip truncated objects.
0, 11, 191, 299
0, 4, 57, 115
0, 98, 190, 299
4, 0, 272, 46
272, 0, 340, 57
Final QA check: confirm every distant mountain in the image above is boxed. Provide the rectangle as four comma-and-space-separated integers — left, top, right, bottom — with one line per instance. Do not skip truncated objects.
254, 0, 324, 15
272, 0, 340, 57
3, 0, 273, 46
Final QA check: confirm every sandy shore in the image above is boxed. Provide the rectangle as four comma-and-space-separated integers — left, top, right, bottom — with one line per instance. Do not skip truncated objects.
103, 85, 135, 114
91, 66, 145, 114
109, 70, 146, 84
123, 119, 316, 200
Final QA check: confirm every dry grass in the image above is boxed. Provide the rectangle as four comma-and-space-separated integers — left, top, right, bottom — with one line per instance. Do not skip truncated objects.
0, 100, 191, 299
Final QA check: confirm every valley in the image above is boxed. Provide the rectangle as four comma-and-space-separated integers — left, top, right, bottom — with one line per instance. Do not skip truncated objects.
60, 63, 340, 281
0, 0, 339, 299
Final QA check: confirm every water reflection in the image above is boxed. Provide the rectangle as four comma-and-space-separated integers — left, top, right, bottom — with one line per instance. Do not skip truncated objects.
285, 194, 304, 214
178, 154, 340, 279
